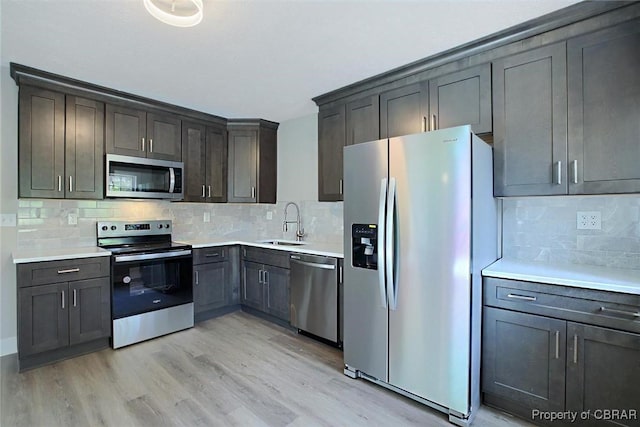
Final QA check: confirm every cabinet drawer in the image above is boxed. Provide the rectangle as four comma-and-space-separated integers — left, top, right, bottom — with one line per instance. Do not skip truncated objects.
484, 277, 640, 334
242, 246, 289, 269
18, 257, 110, 287
193, 247, 227, 265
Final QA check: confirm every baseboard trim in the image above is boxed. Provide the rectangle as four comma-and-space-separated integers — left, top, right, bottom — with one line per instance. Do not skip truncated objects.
1, 337, 17, 357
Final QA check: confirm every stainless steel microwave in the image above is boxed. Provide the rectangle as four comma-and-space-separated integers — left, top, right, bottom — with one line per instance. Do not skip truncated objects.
105, 154, 184, 200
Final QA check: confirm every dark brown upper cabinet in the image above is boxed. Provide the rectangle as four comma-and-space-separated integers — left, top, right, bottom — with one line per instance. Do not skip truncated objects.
318, 104, 346, 202
567, 19, 640, 195
428, 63, 492, 135
379, 83, 428, 139
227, 120, 278, 204
346, 95, 379, 145
182, 121, 228, 203
492, 42, 568, 197
105, 104, 182, 162
18, 86, 104, 199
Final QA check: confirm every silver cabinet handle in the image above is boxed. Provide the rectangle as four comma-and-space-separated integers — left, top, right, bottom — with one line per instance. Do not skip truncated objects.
600, 306, 640, 317
61, 290, 65, 309
202, 185, 206, 198
73, 289, 77, 307
339, 265, 343, 284
195, 270, 199, 285
58, 175, 62, 192
57, 268, 80, 274
431, 114, 437, 131
555, 331, 560, 359
339, 179, 343, 195
556, 161, 562, 185
208, 185, 211, 198
149, 139, 153, 153
141, 137, 145, 152
258, 269, 263, 284
69, 176, 73, 193
243, 277, 247, 299
251, 186, 256, 199
507, 293, 537, 302
573, 335, 578, 364
572, 160, 578, 184
422, 116, 427, 132
264, 270, 269, 284
205, 253, 220, 258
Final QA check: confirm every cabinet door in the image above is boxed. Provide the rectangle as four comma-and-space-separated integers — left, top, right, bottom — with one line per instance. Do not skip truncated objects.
182, 121, 207, 202
264, 265, 290, 322
566, 323, 640, 426
379, 83, 428, 139
206, 125, 228, 203
194, 261, 230, 314
146, 112, 182, 161
18, 86, 65, 198
318, 105, 346, 202
346, 95, 379, 145
568, 20, 640, 195
493, 42, 568, 197
65, 96, 104, 200
227, 129, 257, 203
68, 277, 111, 345
18, 283, 69, 357
482, 307, 566, 412
105, 104, 146, 157
429, 64, 492, 134
242, 261, 263, 310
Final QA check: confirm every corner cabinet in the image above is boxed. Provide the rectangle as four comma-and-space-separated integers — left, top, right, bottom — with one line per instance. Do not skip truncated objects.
482, 277, 640, 427
193, 246, 239, 322
105, 104, 182, 162
18, 86, 104, 199
241, 246, 290, 323
227, 120, 278, 204
182, 121, 228, 203
17, 257, 111, 371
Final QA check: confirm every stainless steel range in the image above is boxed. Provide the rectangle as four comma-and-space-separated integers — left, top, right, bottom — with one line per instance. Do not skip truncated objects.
97, 220, 193, 348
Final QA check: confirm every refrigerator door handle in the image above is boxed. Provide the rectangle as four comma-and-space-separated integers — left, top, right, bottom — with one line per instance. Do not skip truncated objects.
377, 178, 388, 308
386, 177, 398, 310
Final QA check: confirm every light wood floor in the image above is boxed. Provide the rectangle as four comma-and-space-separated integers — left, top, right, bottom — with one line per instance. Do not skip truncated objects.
1, 311, 534, 426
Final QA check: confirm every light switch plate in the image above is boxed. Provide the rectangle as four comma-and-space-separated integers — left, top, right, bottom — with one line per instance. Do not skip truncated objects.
68, 213, 78, 225
0, 213, 16, 227
266, 211, 273, 220
203, 212, 211, 223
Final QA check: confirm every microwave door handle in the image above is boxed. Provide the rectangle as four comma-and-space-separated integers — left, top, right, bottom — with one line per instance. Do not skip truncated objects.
169, 168, 176, 193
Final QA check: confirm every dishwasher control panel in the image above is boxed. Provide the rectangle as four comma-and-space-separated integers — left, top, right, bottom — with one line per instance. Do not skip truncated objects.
352, 224, 377, 270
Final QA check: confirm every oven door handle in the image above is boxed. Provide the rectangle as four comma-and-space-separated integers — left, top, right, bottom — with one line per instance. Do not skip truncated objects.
114, 249, 192, 263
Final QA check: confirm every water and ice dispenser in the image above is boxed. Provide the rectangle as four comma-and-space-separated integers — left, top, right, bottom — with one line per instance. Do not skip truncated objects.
351, 224, 378, 270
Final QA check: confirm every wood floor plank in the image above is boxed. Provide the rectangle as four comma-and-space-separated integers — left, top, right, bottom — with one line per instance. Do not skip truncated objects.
1, 311, 535, 427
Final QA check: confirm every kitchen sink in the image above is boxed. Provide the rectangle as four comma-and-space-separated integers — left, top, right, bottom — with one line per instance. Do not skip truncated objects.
256, 239, 308, 246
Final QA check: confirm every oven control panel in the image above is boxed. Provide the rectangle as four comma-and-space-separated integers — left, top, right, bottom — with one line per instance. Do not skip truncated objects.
97, 220, 172, 238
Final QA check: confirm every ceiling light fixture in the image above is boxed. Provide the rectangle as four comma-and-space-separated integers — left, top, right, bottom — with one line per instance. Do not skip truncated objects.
143, 0, 203, 28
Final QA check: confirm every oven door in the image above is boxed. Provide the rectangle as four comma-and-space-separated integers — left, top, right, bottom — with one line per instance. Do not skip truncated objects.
111, 249, 192, 319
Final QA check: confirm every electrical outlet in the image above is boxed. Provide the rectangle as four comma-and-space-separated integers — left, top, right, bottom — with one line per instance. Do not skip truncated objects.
68, 213, 78, 225
577, 211, 601, 230
0, 213, 17, 227
203, 212, 211, 223
266, 211, 273, 220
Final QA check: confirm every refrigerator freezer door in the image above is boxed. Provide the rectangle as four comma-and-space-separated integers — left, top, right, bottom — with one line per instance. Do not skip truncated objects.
388, 126, 472, 415
343, 139, 389, 382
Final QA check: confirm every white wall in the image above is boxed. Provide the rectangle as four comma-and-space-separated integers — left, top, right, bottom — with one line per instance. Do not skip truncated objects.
277, 113, 318, 202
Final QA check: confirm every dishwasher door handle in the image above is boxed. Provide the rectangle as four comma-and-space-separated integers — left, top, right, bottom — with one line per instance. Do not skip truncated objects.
290, 259, 336, 270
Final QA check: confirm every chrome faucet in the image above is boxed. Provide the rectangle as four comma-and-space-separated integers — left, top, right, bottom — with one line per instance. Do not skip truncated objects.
283, 202, 305, 241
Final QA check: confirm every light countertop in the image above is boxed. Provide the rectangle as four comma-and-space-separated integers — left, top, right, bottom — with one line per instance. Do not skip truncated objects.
12, 247, 112, 264
482, 258, 640, 295
13, 238, 343, 264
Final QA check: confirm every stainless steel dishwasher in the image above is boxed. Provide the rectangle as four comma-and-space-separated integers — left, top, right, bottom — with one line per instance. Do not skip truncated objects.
289, 253, 339, 344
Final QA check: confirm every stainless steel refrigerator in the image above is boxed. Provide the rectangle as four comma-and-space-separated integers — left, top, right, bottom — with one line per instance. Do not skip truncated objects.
343, 125, 497, 426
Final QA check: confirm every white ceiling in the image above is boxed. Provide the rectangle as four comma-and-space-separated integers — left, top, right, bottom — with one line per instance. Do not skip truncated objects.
1, 0, 580, 123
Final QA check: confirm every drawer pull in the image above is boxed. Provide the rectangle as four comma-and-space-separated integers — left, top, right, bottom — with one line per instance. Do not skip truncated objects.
205, 253, 220, 258
600, 306, 640, 318
507, 293, 537, 302
57, 268, 80, 274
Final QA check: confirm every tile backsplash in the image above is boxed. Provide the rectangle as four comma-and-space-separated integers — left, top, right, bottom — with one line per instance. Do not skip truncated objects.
17, 199, 343, 250
502, 195, 640, 269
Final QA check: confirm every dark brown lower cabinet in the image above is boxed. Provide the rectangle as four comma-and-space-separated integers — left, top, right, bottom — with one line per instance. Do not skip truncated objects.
193, 246, 239, 322
241, 247, 290, 323
482, 277, 640, 427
